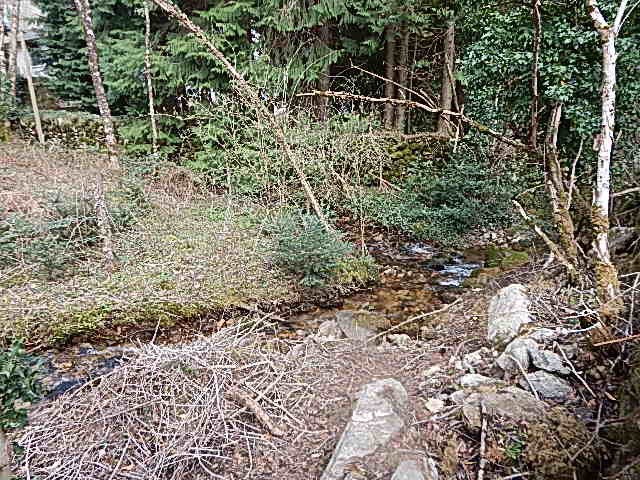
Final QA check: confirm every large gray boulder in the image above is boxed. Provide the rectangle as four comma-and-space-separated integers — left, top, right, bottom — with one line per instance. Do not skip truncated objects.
321, 379, 408, 480
487, 284, 532, 348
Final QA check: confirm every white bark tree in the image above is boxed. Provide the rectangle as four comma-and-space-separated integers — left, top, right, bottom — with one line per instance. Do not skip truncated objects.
586, 0, 629, 315
74, 0, 119, 165
7, 0, 18, 98
143, 0, 158, 154
0, 0, 7, 75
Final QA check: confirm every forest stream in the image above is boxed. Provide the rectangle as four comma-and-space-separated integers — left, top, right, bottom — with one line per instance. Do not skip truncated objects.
36, 240, 483, 400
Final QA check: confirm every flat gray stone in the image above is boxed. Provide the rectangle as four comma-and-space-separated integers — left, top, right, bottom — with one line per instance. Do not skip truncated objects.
459, 374, 506, 389
321, 379, 408, 480
388, 334, 412, 347
336, 311, 377, 342
496, 337, 539, 374
487, 284, 532, 348
462, 386, 547, 428
519, 371, 573, 401
532, 350, 570, 376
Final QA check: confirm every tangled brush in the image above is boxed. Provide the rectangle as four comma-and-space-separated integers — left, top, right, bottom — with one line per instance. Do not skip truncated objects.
14, 323, 317, 479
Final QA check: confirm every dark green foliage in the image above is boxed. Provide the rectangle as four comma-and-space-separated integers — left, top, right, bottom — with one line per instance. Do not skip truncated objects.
266, 212, 355, 287
0, 341, 42, 430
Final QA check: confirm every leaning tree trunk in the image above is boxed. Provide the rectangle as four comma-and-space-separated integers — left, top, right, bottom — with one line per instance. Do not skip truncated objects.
437, 21, 455, 136
383, 25, 396, 130
7, 0, 18, 98
150, 0, 330, 231
73, 0, 119, 165
0, 0, 7, 75
316, 23, 331, 123
143, 0, 158, 154
394, 23, 410, 132
587, 0, 625, 316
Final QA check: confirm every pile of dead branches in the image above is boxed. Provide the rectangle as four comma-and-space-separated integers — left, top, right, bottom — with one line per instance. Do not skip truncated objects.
13, 324, 316, 480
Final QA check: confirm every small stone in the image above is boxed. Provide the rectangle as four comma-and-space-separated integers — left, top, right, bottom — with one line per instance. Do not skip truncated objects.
388, 334, 412, 347
462, 386, 547, 428
487, 284, 532, 348
519, 371, 573, 401
391, 460, 427, 480
424, 398, 445, 413
316, 320, 343, 341
528, 328, 560, 343
459, 374, 506, 389
422, 365, 442, 377
532, 350, 570, 376
336, 311, 377, 342
496, 338, 539, 374
462, 347, 490, 369
449, 390, 468, 405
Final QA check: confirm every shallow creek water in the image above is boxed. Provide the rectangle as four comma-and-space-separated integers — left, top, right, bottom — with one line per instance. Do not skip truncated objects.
37, 240, 483, 399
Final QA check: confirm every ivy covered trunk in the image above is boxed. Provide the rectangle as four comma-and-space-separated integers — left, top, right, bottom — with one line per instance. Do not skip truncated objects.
383, 25, 396, 130
437, 21, 455, 136
588, 0, 624, 316
73, 0, 118, 165
394, 23, 409, 132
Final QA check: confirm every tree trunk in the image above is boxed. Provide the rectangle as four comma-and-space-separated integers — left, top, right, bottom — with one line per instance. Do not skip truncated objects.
94, 172, 117, 273
587, 0, 625, 315
0, 0, 7, 75
316, 24, 330, 122
545, 103, 578, 271
529, 0, 541, 149
383, 24, 396, 130
143, 0, 158, 154
7, 0, 18, 98
19, 32, 44, 144
437, 21, 455, 136
394, 23, 409, 132
73, 0, 119, 165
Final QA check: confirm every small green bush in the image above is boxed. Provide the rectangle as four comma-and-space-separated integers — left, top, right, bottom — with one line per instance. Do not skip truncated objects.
266, 212, 374, 288
0, 341, 42, 430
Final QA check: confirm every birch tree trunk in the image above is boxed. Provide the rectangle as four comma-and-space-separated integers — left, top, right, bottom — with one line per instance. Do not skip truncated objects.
143, 0, 158, 154
0, 0, 7, 75
437, 21, 455, 136
383, 25, 396, 130
74, 0, 119, 165
587, 0, 626, 315
394, 23, 410, 132
7, 0, 18, 98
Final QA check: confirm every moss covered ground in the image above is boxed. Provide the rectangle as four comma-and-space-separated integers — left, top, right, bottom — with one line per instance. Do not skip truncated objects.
0, 143, 301, 346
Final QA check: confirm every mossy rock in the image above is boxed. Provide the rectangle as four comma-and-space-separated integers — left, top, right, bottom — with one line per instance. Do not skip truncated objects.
606, 345, 640, 478
486, 245, 530, 269
523, 407, 601, 479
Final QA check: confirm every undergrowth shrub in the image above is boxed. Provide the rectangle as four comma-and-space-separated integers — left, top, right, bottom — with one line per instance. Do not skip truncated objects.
0, 181, 146, 279
0, 341, 42, 430
265, 212, 376, 288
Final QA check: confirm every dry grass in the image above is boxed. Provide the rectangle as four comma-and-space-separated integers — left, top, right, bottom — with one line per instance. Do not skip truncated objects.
12, 323, 317, 480
0, 142, 299, 347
